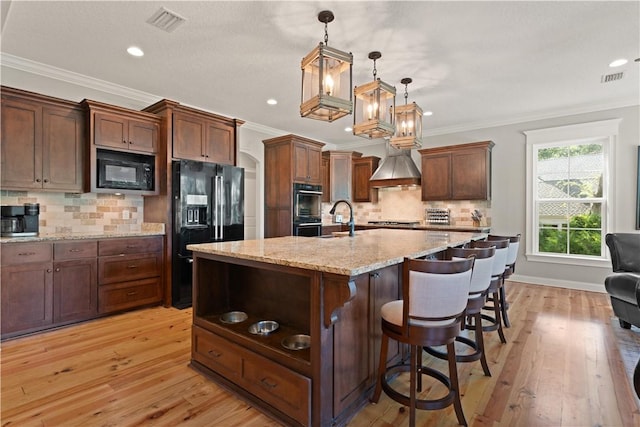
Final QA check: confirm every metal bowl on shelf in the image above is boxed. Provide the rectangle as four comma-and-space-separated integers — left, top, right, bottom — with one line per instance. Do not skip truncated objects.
281, 334, 311, 350
220, 311, 248, 324
248, 320, 279, 335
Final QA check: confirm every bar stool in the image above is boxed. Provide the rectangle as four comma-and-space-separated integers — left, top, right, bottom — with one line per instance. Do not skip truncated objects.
371, 257, 474, 427
467, 239, 509, 344
487, 234, 521, 328
424, 246, 496, 377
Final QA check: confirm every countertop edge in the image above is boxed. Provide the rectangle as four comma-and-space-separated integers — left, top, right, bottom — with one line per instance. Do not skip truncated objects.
0, 223, 166, 243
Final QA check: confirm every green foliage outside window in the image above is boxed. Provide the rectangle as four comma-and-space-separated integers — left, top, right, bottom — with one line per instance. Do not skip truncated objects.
539, 212, 602, 256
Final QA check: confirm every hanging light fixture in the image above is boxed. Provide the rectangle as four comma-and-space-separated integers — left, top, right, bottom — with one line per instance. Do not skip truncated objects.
300, 10, 353, 122
353, 51, 396, 139
389, 78, 423, 149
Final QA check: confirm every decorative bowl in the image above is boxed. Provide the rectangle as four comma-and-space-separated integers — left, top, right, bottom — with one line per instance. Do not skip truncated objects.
281, 334, 311, 350
220, 311, 248, 324
248, 320, 279, 335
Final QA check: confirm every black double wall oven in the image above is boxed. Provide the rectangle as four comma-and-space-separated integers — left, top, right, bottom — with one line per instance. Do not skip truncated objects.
292, 183, 322, 237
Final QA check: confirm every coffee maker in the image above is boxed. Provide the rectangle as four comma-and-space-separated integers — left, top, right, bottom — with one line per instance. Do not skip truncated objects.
1, 203, 40, 237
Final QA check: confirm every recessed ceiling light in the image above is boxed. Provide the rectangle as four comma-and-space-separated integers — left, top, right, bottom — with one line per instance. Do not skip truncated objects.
423, 111, 433, 116
609, 58, 628, 68
344, 127, 352, 132
267, 99, 277, 105
127, 46, 144, 57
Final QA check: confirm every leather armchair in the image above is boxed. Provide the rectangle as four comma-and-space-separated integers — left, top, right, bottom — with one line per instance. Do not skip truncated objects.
604, 233, 640, 329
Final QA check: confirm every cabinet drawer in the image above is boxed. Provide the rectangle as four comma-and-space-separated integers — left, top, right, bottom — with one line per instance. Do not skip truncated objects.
192, 326, 242, 380
98, 253, 161, 284
243, 351, 311, 426
98, 236, 162, 256
1, 243, 52, 265
98, 277, 161, 313
54, 241, 97, 260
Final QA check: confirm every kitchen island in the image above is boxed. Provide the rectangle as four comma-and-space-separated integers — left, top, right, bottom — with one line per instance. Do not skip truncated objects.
187, 229, 486, 427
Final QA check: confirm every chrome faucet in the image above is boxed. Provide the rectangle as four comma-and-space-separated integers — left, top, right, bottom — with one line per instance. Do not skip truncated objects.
329, 199, 355, 237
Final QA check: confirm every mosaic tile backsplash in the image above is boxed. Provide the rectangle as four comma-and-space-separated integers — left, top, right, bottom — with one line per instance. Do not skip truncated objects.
0, 191, 144, 234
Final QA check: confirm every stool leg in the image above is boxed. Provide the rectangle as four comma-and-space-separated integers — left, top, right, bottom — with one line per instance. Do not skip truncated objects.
371, 331, 389, 403
447, 341, 467, 427
500, 280, 511, 328
410, 344, 417, 427
474, 311, 491, 377
492, 290, 507, 344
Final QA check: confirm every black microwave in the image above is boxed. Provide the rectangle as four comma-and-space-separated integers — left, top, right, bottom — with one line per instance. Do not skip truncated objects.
97, 153, 154, 191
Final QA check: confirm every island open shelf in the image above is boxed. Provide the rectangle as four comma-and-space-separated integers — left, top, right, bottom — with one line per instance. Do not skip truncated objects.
188, 229, 486, 426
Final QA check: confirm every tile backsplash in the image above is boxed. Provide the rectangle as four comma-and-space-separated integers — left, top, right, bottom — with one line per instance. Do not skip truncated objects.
323, 186, 491, 226
0, 191, 144, 234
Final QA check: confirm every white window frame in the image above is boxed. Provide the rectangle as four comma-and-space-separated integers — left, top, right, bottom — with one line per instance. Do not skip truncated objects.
524, 118, 621, 268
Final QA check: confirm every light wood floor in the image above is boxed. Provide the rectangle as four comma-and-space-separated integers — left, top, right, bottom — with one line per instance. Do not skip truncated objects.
2, 281, 639, 426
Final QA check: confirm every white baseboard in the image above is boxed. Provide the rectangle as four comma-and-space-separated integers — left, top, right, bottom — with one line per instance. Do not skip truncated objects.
509, 274, 606, 293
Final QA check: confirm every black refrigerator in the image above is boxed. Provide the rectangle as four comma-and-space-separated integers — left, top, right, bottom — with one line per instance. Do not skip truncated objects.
172, 160, 244, 308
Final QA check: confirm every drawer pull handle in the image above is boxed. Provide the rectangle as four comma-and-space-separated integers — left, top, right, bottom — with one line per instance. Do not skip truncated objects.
127, 265, 138, 269
126, 245, 139, 249
207, 350, 221, 358
18, 252, 36, 256
260, 378, 277, 389
69, 249, 82, 253
126, 291, 138, 296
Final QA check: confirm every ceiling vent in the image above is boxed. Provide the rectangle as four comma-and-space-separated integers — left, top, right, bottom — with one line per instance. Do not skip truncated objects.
601, 72, 624, 83
147, 7, 186, 33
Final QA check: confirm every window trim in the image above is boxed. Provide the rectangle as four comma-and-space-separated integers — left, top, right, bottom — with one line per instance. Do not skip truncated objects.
523, 118, 621, 267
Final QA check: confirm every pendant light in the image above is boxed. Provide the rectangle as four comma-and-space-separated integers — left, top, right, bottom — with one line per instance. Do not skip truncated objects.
390, 78, 423, 149
353, 51, 396, 139
300, 10, 353, 122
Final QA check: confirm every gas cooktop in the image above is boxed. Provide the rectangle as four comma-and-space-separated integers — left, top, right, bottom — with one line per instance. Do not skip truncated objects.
368, 220, 421, 226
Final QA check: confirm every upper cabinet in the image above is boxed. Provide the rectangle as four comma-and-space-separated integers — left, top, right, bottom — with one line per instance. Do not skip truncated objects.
173, 109, 235, 165
1, 87, 84, 193
294, 140, 323, 184
352, 156, 380, 203
85, 100, 160, 155
94, 112, 158, 153
322, 151, 362, 203
419, 141, 494, 201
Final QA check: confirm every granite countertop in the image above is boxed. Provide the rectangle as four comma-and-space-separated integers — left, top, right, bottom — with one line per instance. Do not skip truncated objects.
188, 228, 487, 276
0, 223, 165, 243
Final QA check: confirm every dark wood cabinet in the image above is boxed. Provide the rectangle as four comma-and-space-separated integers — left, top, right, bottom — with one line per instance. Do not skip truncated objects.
1, 236, 163, 339
93, 111, 158, 153
352, 156, 380, 203
84, 100, 161, 195
1, 87, 84, 192
173, 109, 235, 165
1, 243, 53, 337
321, 151, 362, 203
293, 140, 323, 184
419, 141, 494, 201
53, 241, 98, 324
263, 135, 325, 237
97, 236, 163, 314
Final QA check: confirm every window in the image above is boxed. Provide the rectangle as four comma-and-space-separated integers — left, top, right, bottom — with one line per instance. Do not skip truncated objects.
524, 119, 621, 267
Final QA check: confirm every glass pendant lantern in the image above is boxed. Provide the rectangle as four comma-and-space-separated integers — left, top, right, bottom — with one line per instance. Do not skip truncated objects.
390, 78, 423, 149
353, 51, 396, 139
300, 10, 353, 122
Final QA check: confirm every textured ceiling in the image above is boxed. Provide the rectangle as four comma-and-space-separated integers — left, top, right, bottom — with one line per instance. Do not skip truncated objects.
1, 1, 638, 147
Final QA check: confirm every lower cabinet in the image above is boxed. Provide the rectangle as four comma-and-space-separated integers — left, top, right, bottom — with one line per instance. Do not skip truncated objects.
193, 326, 311, 426
53, 241, 98, 323
1, 235, 163, 339
98, 236, 163, 314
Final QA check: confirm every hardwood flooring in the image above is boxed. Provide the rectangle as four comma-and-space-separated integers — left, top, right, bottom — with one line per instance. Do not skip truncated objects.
2, 281, 639, 426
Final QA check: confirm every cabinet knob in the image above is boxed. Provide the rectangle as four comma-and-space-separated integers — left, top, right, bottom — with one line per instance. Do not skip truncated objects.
46, 269, 52, 273
123, 139, 127, 144
208, 350, 221, 358
43, 179, 48, 183
129, 140, 133, 144
35, 178, 41, 183
55, 267, 60, 272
